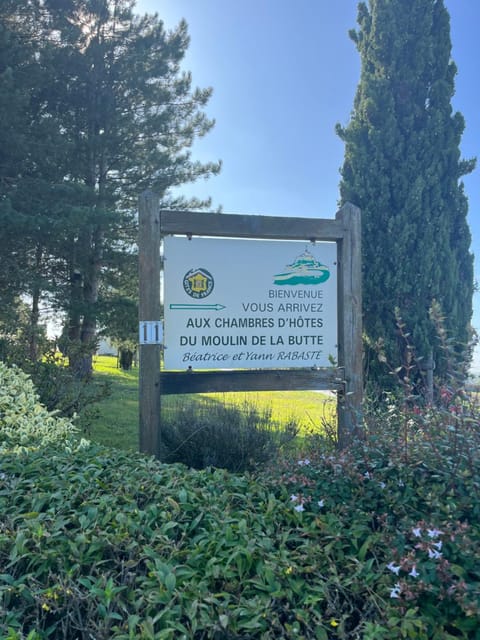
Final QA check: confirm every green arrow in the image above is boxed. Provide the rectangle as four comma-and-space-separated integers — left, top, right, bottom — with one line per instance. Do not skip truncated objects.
169, 303, 226, 311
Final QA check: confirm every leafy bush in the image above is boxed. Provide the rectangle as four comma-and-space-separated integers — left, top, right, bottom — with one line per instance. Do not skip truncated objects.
1, 362, 480, 638
0, 310, 100, 422
0, 443, 334, 639
0, 362, 78, 449
266, 392, 480, 638
23, 353, 112, 433
161, 398, 298, 472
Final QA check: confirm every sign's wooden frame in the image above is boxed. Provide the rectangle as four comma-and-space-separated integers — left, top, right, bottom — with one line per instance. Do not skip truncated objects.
138, 192, 362, 456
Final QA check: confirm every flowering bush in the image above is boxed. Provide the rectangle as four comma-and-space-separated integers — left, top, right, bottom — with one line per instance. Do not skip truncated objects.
263, 390, 480, 638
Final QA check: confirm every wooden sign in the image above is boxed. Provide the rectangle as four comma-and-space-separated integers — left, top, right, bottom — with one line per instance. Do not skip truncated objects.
138, 196, 362, 456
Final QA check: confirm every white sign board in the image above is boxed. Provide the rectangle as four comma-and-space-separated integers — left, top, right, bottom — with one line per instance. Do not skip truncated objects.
163, 236, 337, 369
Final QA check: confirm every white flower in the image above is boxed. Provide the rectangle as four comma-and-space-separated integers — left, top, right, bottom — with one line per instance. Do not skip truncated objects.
409, 566, 420, 578
290, 494, 299, 502
317, 499, 325, 508
298, 459, 311, 466
379, 481, 386, 489
387, 562, 401, 575
364, 471, 371, 479
0, 473, 6, 481
433, 540, 443, 551
412, 527, 422, 538
427, 528, 443, 539
294, 504, 305, 512
428, 548, 442, 560
389, 583, 402, 598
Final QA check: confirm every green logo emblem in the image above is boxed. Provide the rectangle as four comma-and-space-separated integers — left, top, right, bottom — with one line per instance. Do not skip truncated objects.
273, 248, 330, 285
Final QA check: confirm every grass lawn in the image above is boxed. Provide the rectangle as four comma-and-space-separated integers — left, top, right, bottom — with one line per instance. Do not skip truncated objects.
89, 355, 336, 451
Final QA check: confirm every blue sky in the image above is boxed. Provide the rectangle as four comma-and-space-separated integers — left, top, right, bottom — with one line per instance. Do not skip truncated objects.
136, 0, 480, 370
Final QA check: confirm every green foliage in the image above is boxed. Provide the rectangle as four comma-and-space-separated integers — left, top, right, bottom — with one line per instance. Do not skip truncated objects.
24, 356, 112, 433
0, 1, 46, 312
1, 0, 221, 373
161, 398, 298, 472
0, 362, 78, 449
0, 336, 112, 433
367, 303, 473, 408
0, 300, 48, 366
265, 396, 480, 637
338, 0, 475, 388
1, 360, 480, 637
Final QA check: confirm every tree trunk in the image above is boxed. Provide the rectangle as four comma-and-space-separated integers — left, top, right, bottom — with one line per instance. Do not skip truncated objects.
28, 245, 43, 361
75, 224, 103, 378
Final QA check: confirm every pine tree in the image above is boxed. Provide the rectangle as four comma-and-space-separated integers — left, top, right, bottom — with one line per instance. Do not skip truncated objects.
0, 0, 69, 357
2, 0, 220, 374
0, 1, 33, 310
337, 0, 475, 390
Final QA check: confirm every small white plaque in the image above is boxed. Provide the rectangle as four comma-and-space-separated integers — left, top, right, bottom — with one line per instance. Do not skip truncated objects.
139, 321, 163, 345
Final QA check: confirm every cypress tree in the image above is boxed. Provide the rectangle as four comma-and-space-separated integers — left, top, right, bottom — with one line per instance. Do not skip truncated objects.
337, 0, 475, 390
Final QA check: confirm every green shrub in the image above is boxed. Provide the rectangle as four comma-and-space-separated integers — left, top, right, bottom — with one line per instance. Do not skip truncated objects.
265, 391, 480, 638
0, 362, 78, 449
1, 360, 480, 638
0, 444, 333, 639
1, 335, 112, 432
0, 438, 479, 638
22, 352, 111, 433
161, 398, 298, 472
2, 404, 479, 640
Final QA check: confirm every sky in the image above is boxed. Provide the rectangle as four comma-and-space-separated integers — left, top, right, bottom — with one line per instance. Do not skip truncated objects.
136, 0, 480, 371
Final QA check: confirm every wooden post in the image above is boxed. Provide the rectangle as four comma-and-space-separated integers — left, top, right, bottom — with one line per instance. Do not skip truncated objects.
336, 202, 363, 447
138, 191, 163, 459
